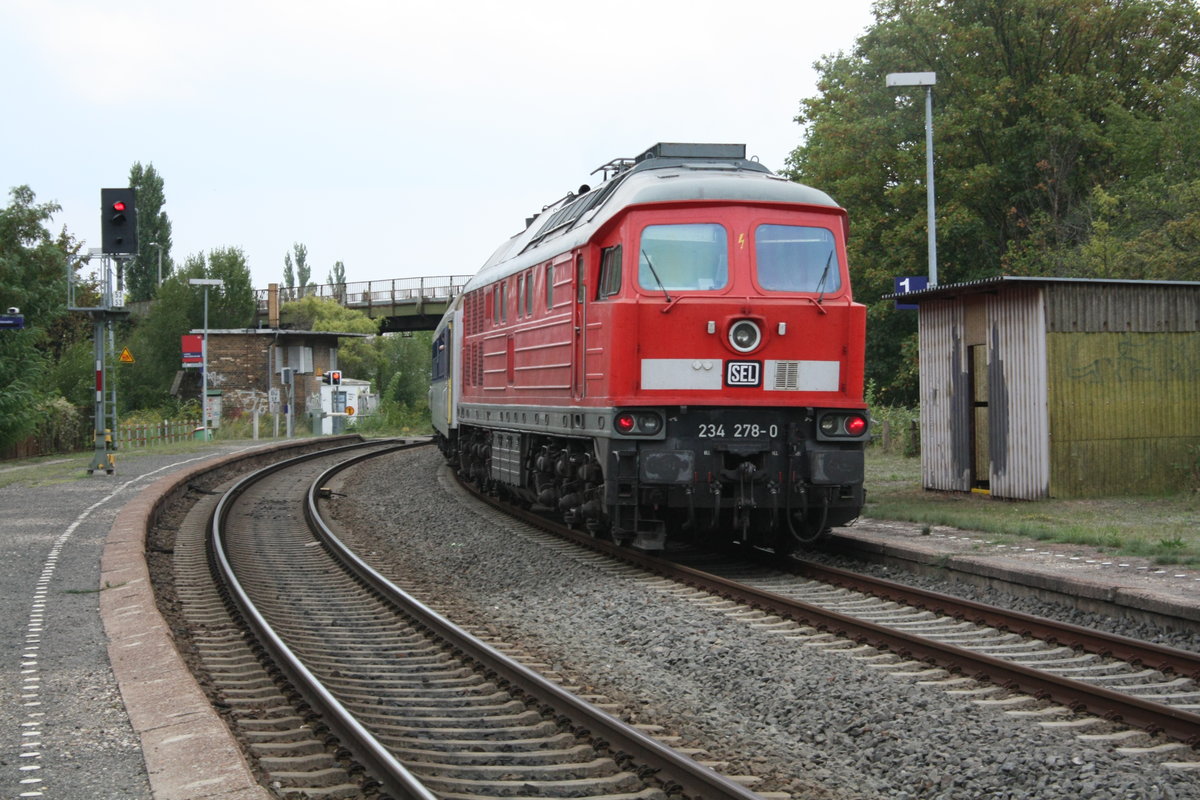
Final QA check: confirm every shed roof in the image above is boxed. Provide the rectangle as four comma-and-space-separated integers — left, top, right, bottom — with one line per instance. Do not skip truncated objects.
882, 275, 1200, 303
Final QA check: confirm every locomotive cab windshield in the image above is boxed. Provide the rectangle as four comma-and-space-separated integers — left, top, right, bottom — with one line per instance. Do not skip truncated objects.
638, 223, 729, 292
755, 224, 842, 294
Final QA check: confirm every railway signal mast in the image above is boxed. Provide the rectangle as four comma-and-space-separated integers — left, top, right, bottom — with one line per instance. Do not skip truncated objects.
70, 188, 138, 474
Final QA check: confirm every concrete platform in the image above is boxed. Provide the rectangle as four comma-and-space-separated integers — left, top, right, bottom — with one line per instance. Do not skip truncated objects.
828, 518, 1200, 630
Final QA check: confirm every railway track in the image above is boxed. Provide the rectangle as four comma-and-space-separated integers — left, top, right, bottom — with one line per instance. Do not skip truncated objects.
173, 439, 766, 800
457, 476, 1200, 763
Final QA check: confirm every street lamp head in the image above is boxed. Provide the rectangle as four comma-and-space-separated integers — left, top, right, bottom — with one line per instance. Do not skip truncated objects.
886, 71, 937, 87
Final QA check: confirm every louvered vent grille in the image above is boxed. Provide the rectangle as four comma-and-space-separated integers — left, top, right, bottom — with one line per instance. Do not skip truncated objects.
774, 361, 800, 390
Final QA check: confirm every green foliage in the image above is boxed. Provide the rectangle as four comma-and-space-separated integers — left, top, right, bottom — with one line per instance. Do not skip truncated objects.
378, 332, 432, 407
283, 242, 313, 297
30, 396, 85, 453
280, 295, 380, 382
126, 162, 174, 301
328, 260, 346, 286
119, 247, 257, 410
865, 380, 921, 457
0, 186, 85, 450
282, 295, 378, 334
355, 398, 433, 436
788, 0, 1200, 402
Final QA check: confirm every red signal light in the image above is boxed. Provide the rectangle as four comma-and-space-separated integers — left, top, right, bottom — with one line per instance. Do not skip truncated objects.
614, 412, 636, 434
112, 201, 127, 212
845, 415, 868, 436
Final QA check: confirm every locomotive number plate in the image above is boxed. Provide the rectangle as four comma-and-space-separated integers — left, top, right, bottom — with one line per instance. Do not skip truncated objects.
697, 423, 780, 439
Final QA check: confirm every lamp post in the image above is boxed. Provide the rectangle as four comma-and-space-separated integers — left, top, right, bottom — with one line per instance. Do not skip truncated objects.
148, 242, 163, 288
886, 71, 938, 286
189, 278, 224, 436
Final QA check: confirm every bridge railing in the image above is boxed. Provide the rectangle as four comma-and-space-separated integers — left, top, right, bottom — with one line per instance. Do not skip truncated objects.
256, 275, 474, 314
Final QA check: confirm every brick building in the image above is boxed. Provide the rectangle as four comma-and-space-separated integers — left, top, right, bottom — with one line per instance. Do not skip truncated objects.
186, 328, 369, 422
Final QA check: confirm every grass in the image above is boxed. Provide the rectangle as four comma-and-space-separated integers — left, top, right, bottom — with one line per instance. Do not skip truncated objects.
0, 415, 432, 490
864, 450, 1200, 566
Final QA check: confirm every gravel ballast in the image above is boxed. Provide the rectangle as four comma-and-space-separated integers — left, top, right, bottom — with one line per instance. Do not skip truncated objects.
328, 447, 1200, 800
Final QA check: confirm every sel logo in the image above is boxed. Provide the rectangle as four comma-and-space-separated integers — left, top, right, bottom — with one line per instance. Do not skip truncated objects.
726, 361, 761, 387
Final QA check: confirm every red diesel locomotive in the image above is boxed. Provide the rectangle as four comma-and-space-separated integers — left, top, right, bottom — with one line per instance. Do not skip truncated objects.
432, 143, 868, 552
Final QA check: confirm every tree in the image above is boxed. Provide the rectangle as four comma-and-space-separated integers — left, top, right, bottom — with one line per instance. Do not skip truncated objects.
786, 0, 1200, 404
126, 162, 174, 301
282, 246, 296, 297
327, 260, 347, 303
283, 242, 313, 298
280, 295, 379, 381
119, 247, 257, 410
379, 332, 432, 409
0, 186, 84, 449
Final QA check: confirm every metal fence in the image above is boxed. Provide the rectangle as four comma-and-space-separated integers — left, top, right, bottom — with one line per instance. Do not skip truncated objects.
115, 419, 202, 449
256, 275, 473, 313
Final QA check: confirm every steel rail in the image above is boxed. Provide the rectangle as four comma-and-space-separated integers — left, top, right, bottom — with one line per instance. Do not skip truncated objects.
457, 477, 1200, 747
210, 438, 438, 800
787, 557, 1200, 680
309, 447, 769, 800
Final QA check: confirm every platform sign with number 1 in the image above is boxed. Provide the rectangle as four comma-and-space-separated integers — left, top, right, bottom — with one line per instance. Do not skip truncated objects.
894, 276, 928, 310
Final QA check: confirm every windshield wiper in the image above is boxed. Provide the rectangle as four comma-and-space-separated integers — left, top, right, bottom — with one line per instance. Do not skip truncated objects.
815, 249, 834, 304
641, 249, 673, 303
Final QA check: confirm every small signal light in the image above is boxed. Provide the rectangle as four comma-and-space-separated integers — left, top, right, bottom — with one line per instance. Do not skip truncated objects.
614, 412, 636, 434
112, 200, 127, 212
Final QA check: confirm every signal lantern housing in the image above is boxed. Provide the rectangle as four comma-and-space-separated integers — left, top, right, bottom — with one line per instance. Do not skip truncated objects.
101, 188, 138, 255
323, 370, 343, 386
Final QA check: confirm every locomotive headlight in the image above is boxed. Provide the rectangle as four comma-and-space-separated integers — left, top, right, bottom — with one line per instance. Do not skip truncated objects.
638, 413, 662, 435
728, 319, 761, 353
615, 412, 637, 434
819, 416, 838, 435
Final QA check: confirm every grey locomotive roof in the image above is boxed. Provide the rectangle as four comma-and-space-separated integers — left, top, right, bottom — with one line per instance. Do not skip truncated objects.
462, 143, 843, 295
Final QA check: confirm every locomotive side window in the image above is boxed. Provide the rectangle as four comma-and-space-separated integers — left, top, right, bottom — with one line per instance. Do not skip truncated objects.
597, 245, 622, 299
518, 273, 525, 318
525, 269, 534, 317
755, 225, 842, 294
431, 329, 450, 380
638, 223, 728, 291
546, 263, 554, 310
576, 255, 585, 303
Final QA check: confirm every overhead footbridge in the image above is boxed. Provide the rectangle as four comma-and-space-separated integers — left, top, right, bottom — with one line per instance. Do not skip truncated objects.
256, 276, 471, 332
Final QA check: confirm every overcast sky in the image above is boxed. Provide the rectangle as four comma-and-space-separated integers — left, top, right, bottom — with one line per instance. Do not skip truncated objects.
3, 0, 877, 291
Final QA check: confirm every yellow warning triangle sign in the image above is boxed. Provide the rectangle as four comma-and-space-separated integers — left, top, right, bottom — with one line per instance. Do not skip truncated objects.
119, 347, 135, 363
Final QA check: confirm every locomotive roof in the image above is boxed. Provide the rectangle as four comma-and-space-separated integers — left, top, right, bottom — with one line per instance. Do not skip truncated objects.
464, 143, 843, 293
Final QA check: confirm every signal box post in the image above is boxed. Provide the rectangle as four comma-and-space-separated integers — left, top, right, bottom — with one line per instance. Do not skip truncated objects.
69, 188, 138, 474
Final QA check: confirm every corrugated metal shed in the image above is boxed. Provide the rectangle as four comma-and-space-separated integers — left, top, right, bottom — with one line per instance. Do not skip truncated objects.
917, 300, 970, 491
892, 277, 1200, 499
984, 287, 1050, 499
